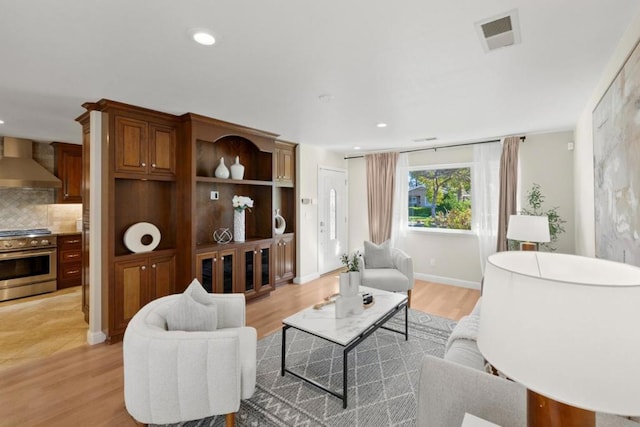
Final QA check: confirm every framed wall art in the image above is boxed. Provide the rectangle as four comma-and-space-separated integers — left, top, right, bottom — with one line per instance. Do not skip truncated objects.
593, 38, 640, 266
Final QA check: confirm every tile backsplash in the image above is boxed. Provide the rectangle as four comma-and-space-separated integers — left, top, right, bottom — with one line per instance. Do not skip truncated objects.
0, 140, 82, 232
0, 188, 54, 229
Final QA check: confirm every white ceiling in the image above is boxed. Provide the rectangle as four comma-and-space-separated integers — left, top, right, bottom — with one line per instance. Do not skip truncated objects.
0, 1, 638, 153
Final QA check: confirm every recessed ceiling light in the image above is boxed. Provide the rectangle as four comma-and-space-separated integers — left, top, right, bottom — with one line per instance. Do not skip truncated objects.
353, 146, 361, 150
191, 29, 216, 46
0, 120, 4, 125
376, 123, 388, 128
318, 94, 334, 102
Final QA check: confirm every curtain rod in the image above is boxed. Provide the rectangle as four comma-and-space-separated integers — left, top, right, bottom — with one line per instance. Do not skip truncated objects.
343, 136, 526, 160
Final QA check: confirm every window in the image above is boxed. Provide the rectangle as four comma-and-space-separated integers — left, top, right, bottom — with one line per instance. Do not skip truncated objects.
408, 164, 472, 231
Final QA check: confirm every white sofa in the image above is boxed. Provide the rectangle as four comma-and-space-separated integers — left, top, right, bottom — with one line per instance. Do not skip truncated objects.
123, 293, 257, 425
417, 300, 640, 426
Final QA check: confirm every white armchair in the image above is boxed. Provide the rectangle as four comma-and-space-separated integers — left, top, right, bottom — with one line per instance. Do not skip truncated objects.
359, 242, 414, 306
123, 293, 257, 426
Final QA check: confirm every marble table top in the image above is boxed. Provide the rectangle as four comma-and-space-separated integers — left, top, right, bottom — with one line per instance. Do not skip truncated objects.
282, 286, 407, 346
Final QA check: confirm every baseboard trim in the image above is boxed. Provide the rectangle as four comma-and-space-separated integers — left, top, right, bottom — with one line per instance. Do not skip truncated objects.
414, 273, 481, 290
293, 272, 321, 284
87, 330, 106, 345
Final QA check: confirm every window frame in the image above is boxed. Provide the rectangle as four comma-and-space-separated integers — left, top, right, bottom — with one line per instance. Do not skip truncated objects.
406, 162, 475, 235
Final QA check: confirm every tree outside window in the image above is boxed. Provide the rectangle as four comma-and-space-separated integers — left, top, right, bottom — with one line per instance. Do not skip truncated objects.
408, 165, 472, 230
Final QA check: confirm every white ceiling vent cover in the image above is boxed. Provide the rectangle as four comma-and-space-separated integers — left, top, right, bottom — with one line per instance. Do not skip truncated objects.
475, 10, 521, 52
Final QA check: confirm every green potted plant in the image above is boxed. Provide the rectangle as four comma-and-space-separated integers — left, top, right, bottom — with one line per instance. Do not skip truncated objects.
339, 251, 361, 295
511, 183, 566, 251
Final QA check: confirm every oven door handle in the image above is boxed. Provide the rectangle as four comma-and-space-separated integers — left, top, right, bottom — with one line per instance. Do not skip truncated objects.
0, 249, 56, 261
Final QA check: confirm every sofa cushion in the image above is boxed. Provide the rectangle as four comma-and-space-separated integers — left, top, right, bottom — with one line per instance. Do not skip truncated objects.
362, 268, 409, 292
444, 339, 486, 371
364, 240, 394, 269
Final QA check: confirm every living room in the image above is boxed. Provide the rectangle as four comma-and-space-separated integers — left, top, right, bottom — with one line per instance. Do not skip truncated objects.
2, 2, 640, 426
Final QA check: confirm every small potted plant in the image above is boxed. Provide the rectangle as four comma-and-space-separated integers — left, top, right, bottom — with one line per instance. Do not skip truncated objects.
339, 251, 361, 296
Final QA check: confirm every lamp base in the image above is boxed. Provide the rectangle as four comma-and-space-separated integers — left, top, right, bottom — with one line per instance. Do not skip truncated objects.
520, 241, 537, 251
527, 390, 595, 427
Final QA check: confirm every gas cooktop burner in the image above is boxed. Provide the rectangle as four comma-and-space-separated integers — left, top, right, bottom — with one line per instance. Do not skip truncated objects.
0, 228, 52, 238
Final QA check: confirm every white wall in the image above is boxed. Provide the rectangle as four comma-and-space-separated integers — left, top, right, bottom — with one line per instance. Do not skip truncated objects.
574, 12, 640, 256
519, 131, 575, 254
295, 144, 347, 283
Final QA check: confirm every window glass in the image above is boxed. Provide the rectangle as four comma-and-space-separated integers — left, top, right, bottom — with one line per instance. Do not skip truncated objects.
408, 165, 472, 231
330, 188, 337, 240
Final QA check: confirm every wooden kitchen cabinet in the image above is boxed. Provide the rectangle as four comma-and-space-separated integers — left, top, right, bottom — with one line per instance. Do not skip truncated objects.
57, 234, 82, 289
113, 251, 175, 337
114, 116, 176, 178
275, 233, 295, 284
51, 142, 82, 203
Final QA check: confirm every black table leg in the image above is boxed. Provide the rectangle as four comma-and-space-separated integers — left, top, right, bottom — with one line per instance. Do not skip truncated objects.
404, 303, 408, 341
281, 325, 288, 376
343, 347, 348, 408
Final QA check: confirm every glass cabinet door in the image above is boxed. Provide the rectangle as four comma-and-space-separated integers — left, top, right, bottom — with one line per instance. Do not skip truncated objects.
260, 247, 270, 288
244, 249, 255, 292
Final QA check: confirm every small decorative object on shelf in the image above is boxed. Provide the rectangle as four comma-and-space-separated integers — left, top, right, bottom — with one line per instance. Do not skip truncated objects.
213, 228, 232, 244
214, 157, 230, 179
230, 156, 245, 180
123, 222, 161, 253
232, 195, 254, 242
274, 209, 286, 235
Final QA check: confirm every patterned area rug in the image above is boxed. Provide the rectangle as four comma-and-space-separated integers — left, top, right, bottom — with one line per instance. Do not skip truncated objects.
160, 309, 456, 427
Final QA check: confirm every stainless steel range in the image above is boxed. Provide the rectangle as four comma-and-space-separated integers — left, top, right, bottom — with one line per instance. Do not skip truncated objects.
0, 228, 57, 302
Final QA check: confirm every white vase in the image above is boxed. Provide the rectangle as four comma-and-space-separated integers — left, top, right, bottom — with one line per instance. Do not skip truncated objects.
214, 158, 230, 179
234, 210, 245, 242
339, 272, 351, 295
348, 271, 360, 295
274, 209, 286, 235
230, 156, 245, 180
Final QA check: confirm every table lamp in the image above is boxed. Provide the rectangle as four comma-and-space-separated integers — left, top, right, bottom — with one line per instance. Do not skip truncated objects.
506, 214, 550, 251
478, 251, 640, 427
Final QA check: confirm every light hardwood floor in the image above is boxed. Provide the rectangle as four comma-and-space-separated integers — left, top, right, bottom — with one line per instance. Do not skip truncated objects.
0, 274, 479, 427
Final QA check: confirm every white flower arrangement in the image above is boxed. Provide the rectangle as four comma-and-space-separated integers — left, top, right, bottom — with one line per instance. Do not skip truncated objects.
232, 195, 254, 212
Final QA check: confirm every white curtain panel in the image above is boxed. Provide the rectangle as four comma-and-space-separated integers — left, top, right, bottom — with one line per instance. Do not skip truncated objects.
391, 152, 409, 248
472, 142, 502, 275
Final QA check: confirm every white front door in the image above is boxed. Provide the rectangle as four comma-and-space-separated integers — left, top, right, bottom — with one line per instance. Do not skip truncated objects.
318, 167, 348, 274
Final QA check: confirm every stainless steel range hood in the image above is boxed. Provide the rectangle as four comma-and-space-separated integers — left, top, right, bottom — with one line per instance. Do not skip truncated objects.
0, 137, 62, 188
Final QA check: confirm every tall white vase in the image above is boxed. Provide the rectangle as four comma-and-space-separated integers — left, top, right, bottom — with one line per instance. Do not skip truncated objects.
234, 210, 245, 242
230, 156, 245, 180
214, 158, 230, 179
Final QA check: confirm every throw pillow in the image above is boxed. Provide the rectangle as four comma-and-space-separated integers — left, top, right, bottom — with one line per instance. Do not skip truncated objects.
166, 293, 218, 332
166, 279, 218, 331
184, 278, 214, 306
364, 240, 394, 268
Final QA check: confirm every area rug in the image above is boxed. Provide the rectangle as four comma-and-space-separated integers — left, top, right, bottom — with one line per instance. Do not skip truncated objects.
159, 309, 456, 427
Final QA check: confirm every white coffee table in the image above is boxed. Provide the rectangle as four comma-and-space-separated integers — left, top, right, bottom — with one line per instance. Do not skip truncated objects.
281, 286, 408, 408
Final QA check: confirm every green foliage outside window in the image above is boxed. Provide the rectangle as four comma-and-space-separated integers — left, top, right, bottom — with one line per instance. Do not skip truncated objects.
408, 166, 472, 230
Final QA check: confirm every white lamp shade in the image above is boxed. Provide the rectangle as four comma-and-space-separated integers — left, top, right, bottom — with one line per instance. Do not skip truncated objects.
506, 214, 550, 243
478, 251, 640, 416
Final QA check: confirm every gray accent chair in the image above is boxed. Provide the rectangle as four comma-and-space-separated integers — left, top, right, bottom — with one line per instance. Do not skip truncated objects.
359, 247, 414, 306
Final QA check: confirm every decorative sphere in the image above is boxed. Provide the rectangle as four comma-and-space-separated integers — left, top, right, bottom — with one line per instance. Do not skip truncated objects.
213, 228, 232, 244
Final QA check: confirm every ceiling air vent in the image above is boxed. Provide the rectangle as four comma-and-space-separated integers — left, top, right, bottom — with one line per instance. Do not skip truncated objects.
475, 10, 521, 52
